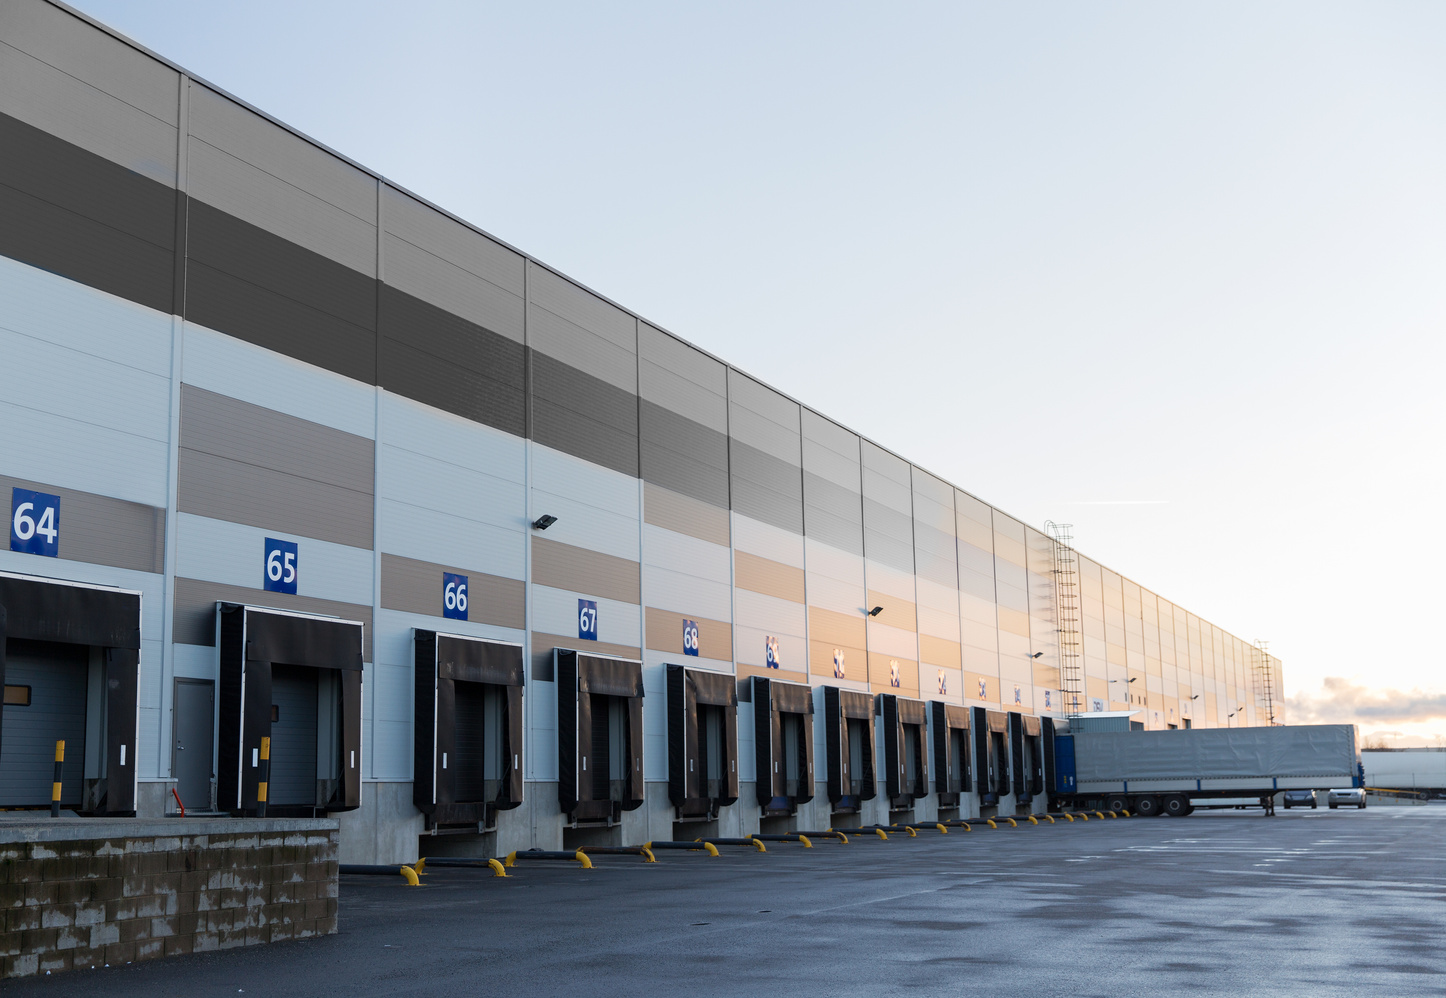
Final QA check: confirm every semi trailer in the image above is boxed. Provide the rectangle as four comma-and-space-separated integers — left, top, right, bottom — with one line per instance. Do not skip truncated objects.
1049, 723, 1363, 816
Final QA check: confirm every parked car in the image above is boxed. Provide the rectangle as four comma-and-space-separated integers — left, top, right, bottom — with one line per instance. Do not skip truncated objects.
1283, 789, 1317, 809
1328, 788, 1366, 809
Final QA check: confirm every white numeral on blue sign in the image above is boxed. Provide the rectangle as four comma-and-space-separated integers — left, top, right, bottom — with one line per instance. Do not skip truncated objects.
765, 636, 780, 669
443, 572, 468, 621
578, 599, 598, 641
683, 619, 699, 656
10, 488, 60, 557
264, 538, 298, 594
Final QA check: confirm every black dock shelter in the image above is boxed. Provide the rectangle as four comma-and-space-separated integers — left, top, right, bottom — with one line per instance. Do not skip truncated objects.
1010, 712, 1045, 804
217, 604, 363, 816
879, 694, 929, 810
413, 631, 524, 829
0, 572, 140, 814
931, 701, 972, 809
556, 650, 644, 823
973, 707, 1010, 806
753, 676, 815, 815
824, 686, 876, 811
666, 665, 739, 819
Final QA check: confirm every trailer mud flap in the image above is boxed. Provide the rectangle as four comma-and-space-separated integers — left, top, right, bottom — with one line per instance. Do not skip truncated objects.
752, 676, 814, 812
0, 572, 141, 815
824, 687, 876, 806
667, 665, 739, 815
218, 604, 363, 816
556, 650, 645, 820
414, 631, 524, 826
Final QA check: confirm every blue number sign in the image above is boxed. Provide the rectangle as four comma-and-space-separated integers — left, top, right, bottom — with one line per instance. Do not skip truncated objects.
10, 488, 60, 557
765, 636, 781, 669
443, 572, 469, 621
263, 538, 298, 594
889, 659, 900, 688
682, 619, 699, 657
578, 599, 598, 641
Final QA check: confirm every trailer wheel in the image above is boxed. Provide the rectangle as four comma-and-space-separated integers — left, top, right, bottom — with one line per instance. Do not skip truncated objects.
1106, 795, 1129, 813
1133, 796, 1160, 817
1162, 794, 1189, 817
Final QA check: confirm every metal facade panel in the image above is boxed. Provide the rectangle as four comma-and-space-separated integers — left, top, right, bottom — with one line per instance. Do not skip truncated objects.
644, 607, 731, 662
379, 553, 524, 629
174, 512, 374, 607
383, 232, 524, 342
530, 585, 640, 651
637, 323, 727, 431
383, 184, 524, 294
729, 441, 802, 535
0, 473, 164, 575
0, 36, 177, 187
642, 482, 730, 547
177, 385, 375, 549
171, 575, 373, 661
641, 523, 732, 591
379, 391, 525, 484
639, 400, 729, 508
0, 112, 175, 314
379, 284, 527, 437
530, 351, 639, 478
731, 514, 804, 567
185, 201, 377, 386
531, 537, 641, 605
733, 550, 805, 604
528, 264, 636, 351
0, 399, 170, 511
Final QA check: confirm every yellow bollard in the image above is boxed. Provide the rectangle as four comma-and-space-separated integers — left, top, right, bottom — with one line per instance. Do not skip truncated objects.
399, 865, 421, 886
703, 841, 720, 857
1005, 818, 1017, 827
641, 847, 656, 863
875, 828, 889, 840
51, 740, 65, 818
1027, 816, 1038, 825
986, 819, 997, 829
936, 824, 948, 834
504, 851, 518, 868
750, 838, 767, 852
487, 859, 509, 877
797, 835, 812, 848
574, 850, 594, 869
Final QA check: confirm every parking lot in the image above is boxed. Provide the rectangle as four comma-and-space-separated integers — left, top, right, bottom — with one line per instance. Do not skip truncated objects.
10, 807, 1444, 997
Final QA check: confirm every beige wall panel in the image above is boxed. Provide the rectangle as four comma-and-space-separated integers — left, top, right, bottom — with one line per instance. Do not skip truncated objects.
808, 606, 866, 650
737, 662, 806, 686
379, 552, 524, 629
864, 563, 916, 603
868, 652, 918, 697
732, 513, 804, 567
865, 589, 916, 630
643, 482, 730, 546
645, 607, 732, 662
964, 672, 1000, 705
802, 540, 862, 586
532, 631, 640, 663
919, 633, 962, 670
531, 536, 641, 605
734, 550, 804, 603
916, 602, 961, 645
997, 606, 1030, 638
808, 640, 868, 687
866, 620, 919, 661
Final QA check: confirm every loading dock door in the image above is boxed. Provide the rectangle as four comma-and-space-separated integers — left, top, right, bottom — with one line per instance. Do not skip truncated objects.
971, 707, 1009, 804
930, 701, 971, 803
556, 650, 644, 822
880, 694, 929, 806
824, 686, 876, 807
667, 665, 739, 817
0, 639, 87, 806
0, 572, 141, 814
172, 679, 214, 811
413, 632, 524, 826
751, 677, 814, 812
217, 604, 363, 816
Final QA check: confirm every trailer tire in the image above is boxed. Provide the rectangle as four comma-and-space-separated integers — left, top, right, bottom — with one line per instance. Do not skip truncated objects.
1105, 795, 1129, 814
1181, 803, 1194, 816
1134, 796, 1160, 817
1329, 803, 1337, 809
1162, 794, 1190, 817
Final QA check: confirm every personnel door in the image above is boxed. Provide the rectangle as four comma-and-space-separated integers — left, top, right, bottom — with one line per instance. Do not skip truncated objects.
172, 679, 214, 811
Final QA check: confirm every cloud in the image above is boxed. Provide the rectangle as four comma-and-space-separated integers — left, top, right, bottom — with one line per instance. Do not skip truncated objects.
1286, 677, 1446, 726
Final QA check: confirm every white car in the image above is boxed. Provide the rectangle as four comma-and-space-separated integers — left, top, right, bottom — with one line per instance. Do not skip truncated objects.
1328, 788, 1366, 809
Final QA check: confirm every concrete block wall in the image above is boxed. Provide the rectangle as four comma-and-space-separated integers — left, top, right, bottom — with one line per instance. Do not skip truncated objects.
0, 818, 338, 979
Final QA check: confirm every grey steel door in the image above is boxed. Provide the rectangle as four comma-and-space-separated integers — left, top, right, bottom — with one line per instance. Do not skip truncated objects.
172, 679, 214, 811
0, 639, 88, 806
269, 665, 318, 807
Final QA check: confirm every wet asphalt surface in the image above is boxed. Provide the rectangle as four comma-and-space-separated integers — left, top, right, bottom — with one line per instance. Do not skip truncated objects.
10, 806, 1445, 997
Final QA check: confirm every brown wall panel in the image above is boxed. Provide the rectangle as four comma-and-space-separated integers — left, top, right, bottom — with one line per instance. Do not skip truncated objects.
531, 537, 641, 605
644, 607, 732, 661
733, 551, 804, 604
379, 552, 524, 629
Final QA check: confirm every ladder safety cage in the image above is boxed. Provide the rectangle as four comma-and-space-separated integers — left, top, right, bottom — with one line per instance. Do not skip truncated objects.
1045, 522, 1084, 718
413, 631, 524, 829
752, 677, 815, 814
879, 694, 929, 806
930, 701, 972, 804
556, 650, 645, 823
824, 686, 877, 808
667, 665, 739, 818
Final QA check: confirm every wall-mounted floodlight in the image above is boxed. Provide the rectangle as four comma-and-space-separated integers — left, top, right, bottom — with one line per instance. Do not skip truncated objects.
1109, 677, 1137, 684
1190, 694, 1200, 700
1031, 652, 1044, 659
532, 514, 558, 530
867, 606, 884, 617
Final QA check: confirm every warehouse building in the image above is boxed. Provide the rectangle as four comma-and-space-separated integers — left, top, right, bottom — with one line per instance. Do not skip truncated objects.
0, 1, 1284, 863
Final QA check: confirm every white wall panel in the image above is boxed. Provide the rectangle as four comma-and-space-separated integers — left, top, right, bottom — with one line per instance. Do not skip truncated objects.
641, 566, 732, 622
174, 512, 374, 607
530, 585, 640, 649
732, 514, 804, 567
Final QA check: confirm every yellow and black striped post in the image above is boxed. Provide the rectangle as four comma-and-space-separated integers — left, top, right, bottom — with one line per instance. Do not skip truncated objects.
51, 740, 65, 817
257, 736, 271, 818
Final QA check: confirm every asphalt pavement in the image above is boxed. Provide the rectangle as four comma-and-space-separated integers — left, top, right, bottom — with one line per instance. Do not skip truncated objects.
9, 806, 1445, 997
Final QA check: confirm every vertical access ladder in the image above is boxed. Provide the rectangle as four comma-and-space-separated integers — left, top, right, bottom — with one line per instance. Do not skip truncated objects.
1253, 640, 1279, 725
1045, 521, 1084, 718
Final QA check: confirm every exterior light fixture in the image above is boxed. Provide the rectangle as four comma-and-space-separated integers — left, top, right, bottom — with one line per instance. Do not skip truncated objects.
867, 606, 883, 617
1031, 652, 1043, 659
532, 514, 557, 530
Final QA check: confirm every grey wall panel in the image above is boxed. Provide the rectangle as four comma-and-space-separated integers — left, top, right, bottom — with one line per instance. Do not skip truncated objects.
383, 186, 524, 296
637, 323, 727, 431
185, 200, 377, 385
531, 537, 641, 605
729, 369, 799, 434
862, 444, 915, 575
0, 473, 164, 574
383, 233, 524, 344
172, 576, 372, 660
188, 83, 377, 275
642, 482, 731, 547
177, 385, 374, 548
379, 553, 524, 629
0, 112, 174, 313
0, 35, 177, 187
530, 350, 639, 478
802, 473, 863, 556
729, 440, 803, 535
378, 284, 527, 437
639, 400, 729, 509
528, 264, 634, 350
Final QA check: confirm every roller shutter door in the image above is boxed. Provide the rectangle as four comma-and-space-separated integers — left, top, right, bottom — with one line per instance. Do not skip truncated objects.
268, 665, 318, 807
0, 639, 88, 807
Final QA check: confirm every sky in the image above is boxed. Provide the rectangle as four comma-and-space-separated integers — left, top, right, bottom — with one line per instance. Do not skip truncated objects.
69, 1, 1446, 744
